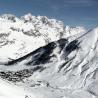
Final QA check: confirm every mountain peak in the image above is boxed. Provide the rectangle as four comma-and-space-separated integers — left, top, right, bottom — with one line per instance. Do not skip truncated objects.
0, 14, 18, 22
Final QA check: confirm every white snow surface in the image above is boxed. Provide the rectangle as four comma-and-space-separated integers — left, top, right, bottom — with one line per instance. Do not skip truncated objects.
0, 78, 38, 98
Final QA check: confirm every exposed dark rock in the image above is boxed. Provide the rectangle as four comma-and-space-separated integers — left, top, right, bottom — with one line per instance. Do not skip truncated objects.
57, 38, 68, 52
65, 40, 80, 53
0, 66, 44, 82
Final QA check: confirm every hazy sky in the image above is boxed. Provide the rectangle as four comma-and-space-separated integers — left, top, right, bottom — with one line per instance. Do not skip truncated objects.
0, 0, 98, 29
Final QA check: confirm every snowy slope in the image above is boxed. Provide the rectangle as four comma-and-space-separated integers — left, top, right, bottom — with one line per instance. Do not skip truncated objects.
0, 78, 39, 98
16, 27, 98, 98
0, 27, 98, 98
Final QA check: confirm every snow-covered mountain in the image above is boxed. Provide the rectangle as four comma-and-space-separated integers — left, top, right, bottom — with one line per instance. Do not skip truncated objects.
0, 14, 98, 98
0, 14, 86, 63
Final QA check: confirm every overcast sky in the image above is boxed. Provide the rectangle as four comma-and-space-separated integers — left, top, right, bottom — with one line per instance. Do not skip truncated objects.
0, 0, 98, 29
